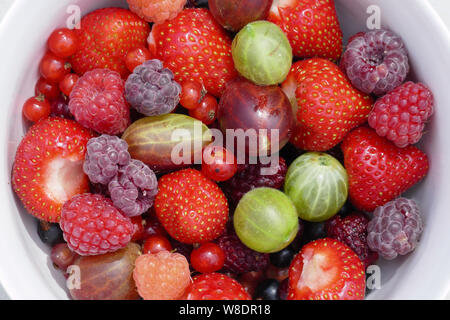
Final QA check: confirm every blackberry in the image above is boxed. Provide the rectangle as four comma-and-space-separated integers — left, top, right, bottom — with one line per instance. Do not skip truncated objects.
83, 135, 131, 185
221, 157, 288, 206
342, 29, 409, 96
125, 59, 181, 116
215, 229, 269, 274
367, 198, 423, 260
326, 212, 378, 268
108, 160, 158, 217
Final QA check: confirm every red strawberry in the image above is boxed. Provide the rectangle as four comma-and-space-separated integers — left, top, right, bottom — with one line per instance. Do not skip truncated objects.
288, 238, 366, 300
148, 8, 237, 97
268, 0, 343, 60
183, 273, 251, 300
70, 8, 150, 79
342, 126, 429, 212
12, 118, 95, 222
282, 58, 373, 151
154, 168, 229, 244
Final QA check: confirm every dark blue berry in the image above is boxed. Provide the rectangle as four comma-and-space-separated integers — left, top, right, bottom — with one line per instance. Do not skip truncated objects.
270, 246, 295, 268
37, 220, 64, 246
254, 279, 280, 300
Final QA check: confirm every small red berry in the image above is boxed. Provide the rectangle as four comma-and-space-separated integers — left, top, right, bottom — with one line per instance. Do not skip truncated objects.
191, 242, 225, 273
142, 235, 173, 254
23, 95, 51, 122
39, 52, 71, 83
35, 77, 60, 100
130, 216, 145, 242
125, 47, 152, 72
189, 94, 218, 125
142, 212, 168, 239
51, 243, 78, 272
202, 145, 237, 182
48, 28, 78, 58
180, 80, 205, 110
59, 73, 79, 96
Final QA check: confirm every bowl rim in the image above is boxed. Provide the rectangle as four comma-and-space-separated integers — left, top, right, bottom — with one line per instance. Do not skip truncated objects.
0, 0, 450, 300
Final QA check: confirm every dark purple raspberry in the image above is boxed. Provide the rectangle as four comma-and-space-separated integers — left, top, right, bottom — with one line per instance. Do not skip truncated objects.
125, 59, 181, 116
367, 197, 423, 260
215, 229, 269, 274
83, 135, 131, 185
50, 95, 73, 119
108, 159, 158, 217
221, 157, 288, 206
368, 81, 434, 148
325, 212, 378, 269
342, 29, 409, 96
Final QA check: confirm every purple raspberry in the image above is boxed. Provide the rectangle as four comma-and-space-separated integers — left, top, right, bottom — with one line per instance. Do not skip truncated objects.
83, 135, 131, 185
367, 198, 423, 260
342, 29, 409, 96
108, 159, 158, 217
125, 59, 181, 116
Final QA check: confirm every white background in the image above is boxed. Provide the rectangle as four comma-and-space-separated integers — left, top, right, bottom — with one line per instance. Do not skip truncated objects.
0, 0, 449, 300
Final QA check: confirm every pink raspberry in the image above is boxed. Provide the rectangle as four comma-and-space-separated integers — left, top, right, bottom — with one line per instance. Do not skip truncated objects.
368, 81, 434, 148
60, 194, 134, 256
127, 0, 187, 24
133, 251, 191, 300
69, 69, 130, 135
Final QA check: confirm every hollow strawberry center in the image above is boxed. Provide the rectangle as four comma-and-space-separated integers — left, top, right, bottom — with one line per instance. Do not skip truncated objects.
297, 249, 338, 292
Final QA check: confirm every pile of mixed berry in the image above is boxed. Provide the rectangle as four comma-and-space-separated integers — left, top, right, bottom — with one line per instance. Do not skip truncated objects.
13, 0, 433, 300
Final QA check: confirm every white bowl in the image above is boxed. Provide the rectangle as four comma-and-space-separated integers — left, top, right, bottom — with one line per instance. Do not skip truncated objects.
0, 0, 450, 300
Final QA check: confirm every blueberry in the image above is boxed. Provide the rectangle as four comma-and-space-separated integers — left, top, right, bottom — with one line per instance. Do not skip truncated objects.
302, 221, 327, 244
270, 246, 295, 268
254, 279, 280, 300
37, 220, 64, 246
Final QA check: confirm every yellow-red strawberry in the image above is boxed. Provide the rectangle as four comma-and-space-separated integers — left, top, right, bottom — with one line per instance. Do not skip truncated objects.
342, 126, 429, 212
148, 8, 237, 98
288, 238, 366, 300
282, 58, 373, 151
12, 117, 95, 222
154, 168, 229, 244
268, 0, 343, 60
70, 8, 150, 79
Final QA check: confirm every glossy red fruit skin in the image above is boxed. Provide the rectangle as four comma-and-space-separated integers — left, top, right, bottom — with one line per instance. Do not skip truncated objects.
39, 52, 71, 83
23, 95, 51, 122
202, 145, 237, 182
209, 0, 273, 32
180, 80, 205, 110
190, 242, 226, 273
59, 73, 79, 96
189, 94, 218, 125
125, 47, 152, 72
51, 243, 78, 272
48, 28, 79, 58
130, 216, 145, 242
218, 78, 294, 157
183, 273, 251, 300
142, 235, 173, 254
35, 77, 60, 100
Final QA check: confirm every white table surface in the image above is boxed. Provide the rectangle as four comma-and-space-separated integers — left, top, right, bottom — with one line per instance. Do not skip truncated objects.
0, 0, 449, 300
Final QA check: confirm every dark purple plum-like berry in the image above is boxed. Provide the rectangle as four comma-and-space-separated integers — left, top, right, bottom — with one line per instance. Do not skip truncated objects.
342, 29, 409, 96
254, 279, 280, 300
37, 220, 64, 246
108, 159, 158, 217
50, 95, 73, 119
215, 229, 269, 274
367, 197, 423, 260
326, 212, 378, 269
125, 59, 181, 116
83, 135, 131, 185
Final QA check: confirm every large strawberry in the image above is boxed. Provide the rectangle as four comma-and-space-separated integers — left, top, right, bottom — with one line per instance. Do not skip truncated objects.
70, 8, 150, 79
282, 58, 373, 151
12, 118, 95, 222
342, 126, 429, 212
268, 0, 343, 60
154, 168, 229, 244
148, 8, 237, 97
288, 238, 366, 300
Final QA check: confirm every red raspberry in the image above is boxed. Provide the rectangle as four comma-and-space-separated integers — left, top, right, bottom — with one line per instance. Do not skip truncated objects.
183, 273, 251, 300
60, 194, 134, 256
133, 251, 191, 300
69, 69, 130, 135
325, 212, 378, 269
368, 82, 434, 148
